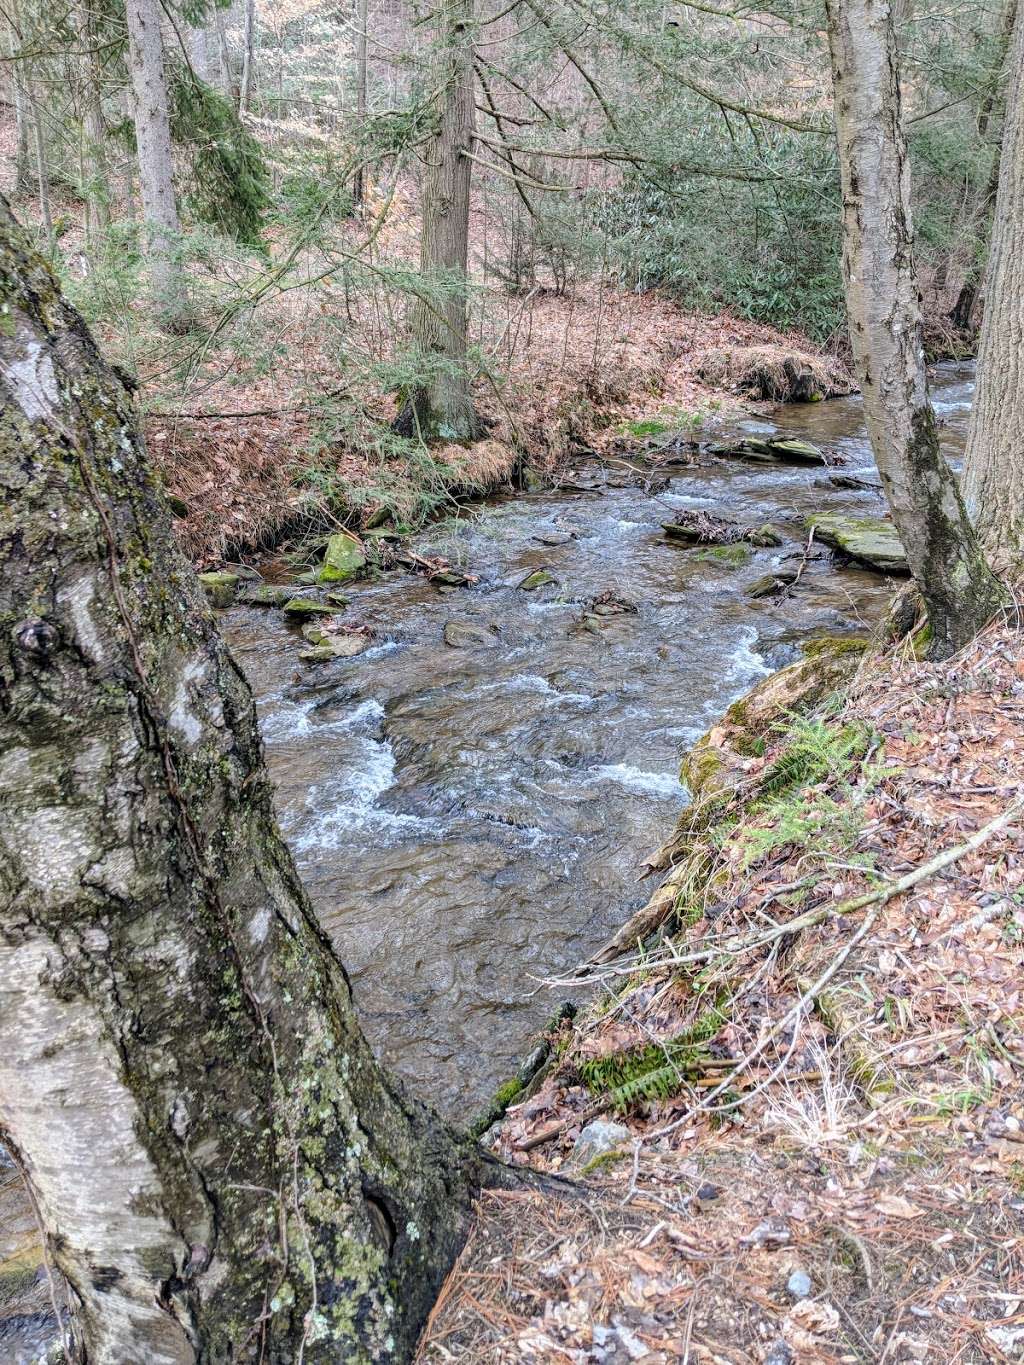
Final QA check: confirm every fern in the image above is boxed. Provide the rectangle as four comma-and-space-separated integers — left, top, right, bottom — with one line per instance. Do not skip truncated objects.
759, 716, 871, 798
579, 1000, 729, 1111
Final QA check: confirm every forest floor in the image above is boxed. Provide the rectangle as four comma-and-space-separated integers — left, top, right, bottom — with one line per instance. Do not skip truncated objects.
419, 622, 1024, 1364
0, 118, 849, 569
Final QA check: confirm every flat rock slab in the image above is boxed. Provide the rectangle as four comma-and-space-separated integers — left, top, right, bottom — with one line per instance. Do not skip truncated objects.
443, 620, 499, 648
809, 514, 908, 574
710, 436, 826, 465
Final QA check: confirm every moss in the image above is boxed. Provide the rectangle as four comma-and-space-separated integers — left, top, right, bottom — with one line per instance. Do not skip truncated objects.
578, 1149, 628, 1176
694, 542, 752, 569
802, 635, 869, 660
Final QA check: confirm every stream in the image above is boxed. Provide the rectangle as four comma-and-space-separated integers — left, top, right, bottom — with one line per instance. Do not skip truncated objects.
222, 362, 975, 1117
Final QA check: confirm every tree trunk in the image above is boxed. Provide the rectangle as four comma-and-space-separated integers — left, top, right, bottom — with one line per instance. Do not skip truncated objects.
962, 4, 1024, 567
125, 0, 184, 325
948, 0, 1018, 336
0, 199, 489, 1362
824, 0, 1007, 656
352, 0, 369, 209
79, 0, 112, 249
239, 0, 256, 113
397, 0, 481, 443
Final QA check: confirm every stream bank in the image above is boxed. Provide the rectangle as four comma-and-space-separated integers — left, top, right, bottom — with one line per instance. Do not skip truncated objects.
218, 364, 975, 1116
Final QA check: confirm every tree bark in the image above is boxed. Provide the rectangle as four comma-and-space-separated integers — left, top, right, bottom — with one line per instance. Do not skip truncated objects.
0, 199, 488, 1362
239, 0, 256, 113
352, 0, 369, 209
962, 2, 1024, 567
824, 0, 1007, 656
125, 0, 184, 325
78, 0, 112, 249
397, 0, 481, 443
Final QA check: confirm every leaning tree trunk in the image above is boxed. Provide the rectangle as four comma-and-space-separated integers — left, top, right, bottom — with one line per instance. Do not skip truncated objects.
397, 0, 481, 442
125, 0, 185, 325
0, 200, 488, 1362
963, 2, 1024, 569
824, 0, 1007, 656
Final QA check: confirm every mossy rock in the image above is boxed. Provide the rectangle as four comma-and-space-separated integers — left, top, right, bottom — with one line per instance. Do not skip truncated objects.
747, 523, 785, 547
713, 436, 824, 465
317, 532, 366, 584
238, 584, 296, 608
694, 543, 752, 569
198, 571, 239, 608
282, 597, 336, 618
809, 514, 908, 574
519, 569, 556, 590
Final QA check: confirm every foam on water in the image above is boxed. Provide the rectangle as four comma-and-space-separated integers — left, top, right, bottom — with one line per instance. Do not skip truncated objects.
592, 763, 683, 800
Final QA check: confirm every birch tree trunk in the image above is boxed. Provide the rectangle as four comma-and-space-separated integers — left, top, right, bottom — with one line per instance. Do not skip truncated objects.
0, 199, 488, 1363
397, 0, 481, 442
125, 0, 184, 324
824, 0, 1007, 656
962, 2, 1024, 567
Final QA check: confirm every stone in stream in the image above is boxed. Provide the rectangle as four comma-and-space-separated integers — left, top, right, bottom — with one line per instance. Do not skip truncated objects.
809, 514, 908, 574
317, 531, 366, 584
443, 620, 499, 648
519, 568, 556, 590
747, 524, 785, 547
710, 436, 825, 464
300, 622, 372, 659
532, 528, 574, 546
747, 568, 800, 598
663, 510, 786, 549
282, 596, 337, 618
238, 584, 297, 608
197, 571, 239, 608
693, 543, 752, 569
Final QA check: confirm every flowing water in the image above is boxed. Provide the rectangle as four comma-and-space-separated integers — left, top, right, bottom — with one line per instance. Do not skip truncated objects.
222, 363, 975, 1117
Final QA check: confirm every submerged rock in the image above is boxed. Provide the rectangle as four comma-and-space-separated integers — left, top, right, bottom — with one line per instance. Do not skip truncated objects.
519, 569, 556, 591
317, 532, 366, 584
198, 571, 239, 608
694, 543, 752, 569
809, 514, 908, 574
443, 620, 499, 648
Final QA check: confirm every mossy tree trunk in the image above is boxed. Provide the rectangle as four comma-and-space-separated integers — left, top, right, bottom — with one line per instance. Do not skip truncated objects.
825, 0, 1008, 656
397, 0, 482, 442
963, 1, 1024, 569
0, 199, 487, 1362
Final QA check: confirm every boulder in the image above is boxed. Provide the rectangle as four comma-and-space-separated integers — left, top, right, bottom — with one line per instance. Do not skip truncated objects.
747, 524, 785, 547
532, 528, 574, 546
809, 514, 908, 574
443, 620, 499, 648
317, 532, 366, 584
197, 571, 239, 608
300, 623, 371, 658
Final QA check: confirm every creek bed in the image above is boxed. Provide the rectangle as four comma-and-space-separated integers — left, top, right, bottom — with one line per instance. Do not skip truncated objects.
222, 362, 974, 1115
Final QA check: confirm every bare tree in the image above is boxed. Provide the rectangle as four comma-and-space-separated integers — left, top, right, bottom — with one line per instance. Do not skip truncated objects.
125, 0, 184, 322
353, 0, 369, 209
0, 198, 492, 1362
239, 0, 256, 112
397, 0, 481, 442
824, 0, 1007, 655
962, 1, 1024, 567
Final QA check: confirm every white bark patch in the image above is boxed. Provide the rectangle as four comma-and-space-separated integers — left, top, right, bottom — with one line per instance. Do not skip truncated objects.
8, 806, 95, 899
0, 932, 195, 1364
4, 321, 60, 421
59, 572, 104, 665
169, 658, 208, 748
